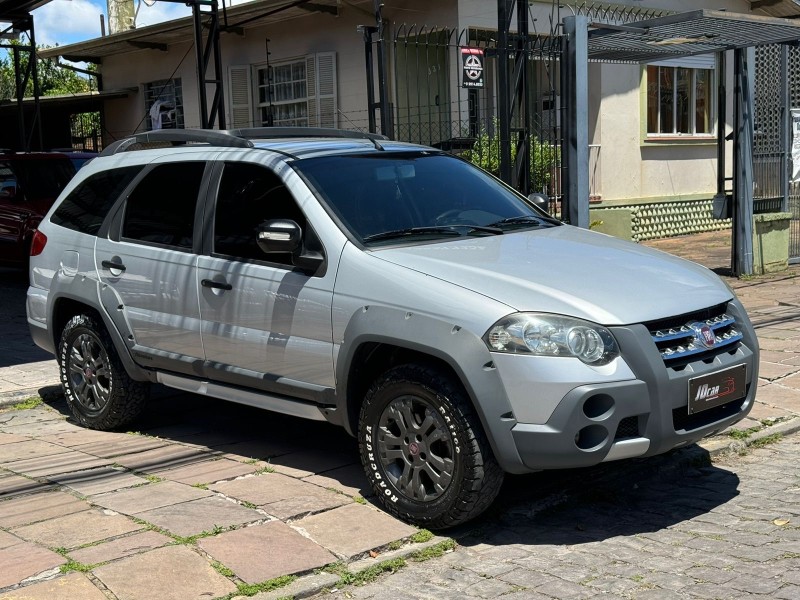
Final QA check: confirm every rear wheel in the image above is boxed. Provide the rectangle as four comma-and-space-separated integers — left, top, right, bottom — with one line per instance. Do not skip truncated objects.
358, 364, 504, 529
58, 314, 149, 430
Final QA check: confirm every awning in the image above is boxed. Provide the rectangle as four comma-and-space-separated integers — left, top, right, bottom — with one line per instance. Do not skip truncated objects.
38, 0, 343, 63
0, 0, 53, 23
589, 9, 800, 63
0, 88, 135, 113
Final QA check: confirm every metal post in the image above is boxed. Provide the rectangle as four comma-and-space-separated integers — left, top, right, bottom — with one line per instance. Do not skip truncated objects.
716, 50, 727, 200
733, 47, 755, 277
28, 17, 42, 150
564, 15, 589, 229
12, 45, 25, 150
211, 1, 226, 129
497, 0, 512, 185
780, 43, 790, 213
193, 3, 209, 129
374, 0, 391, 138
360, 25, 377, 134
515, 0, 531, 195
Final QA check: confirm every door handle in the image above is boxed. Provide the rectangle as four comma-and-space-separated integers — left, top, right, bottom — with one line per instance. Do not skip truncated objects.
101, 259, 126, 272
201, 279, 232, 291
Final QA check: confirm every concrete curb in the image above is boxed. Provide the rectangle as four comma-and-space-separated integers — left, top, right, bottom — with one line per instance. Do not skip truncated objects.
699, 416, 800, 457
249, 536, 452, 600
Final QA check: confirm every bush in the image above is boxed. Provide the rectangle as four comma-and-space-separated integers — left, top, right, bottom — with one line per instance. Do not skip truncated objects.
464, 122, 560, 194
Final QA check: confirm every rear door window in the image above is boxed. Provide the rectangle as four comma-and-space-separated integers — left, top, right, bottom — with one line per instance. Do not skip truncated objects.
51, 166, 144, 235
3, 158, 75, 202
121, 162, 206, 250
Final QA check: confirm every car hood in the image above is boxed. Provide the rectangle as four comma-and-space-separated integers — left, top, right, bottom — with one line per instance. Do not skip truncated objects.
371, 225, 733, 325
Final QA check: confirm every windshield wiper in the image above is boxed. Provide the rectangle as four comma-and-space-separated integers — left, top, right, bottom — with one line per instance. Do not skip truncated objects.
487, 215, 551, 229
362, 224, 502, 243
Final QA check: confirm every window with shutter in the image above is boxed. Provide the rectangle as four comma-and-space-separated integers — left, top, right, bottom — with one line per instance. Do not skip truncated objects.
228, 66, 253, 129
251, 53, 337, 128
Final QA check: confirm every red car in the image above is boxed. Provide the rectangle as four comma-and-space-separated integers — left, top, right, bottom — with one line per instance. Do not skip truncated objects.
0, 152, 76, 266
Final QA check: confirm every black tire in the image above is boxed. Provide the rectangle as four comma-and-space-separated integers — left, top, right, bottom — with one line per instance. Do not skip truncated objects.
58, 314, 149, 430
358, 363, 504, 529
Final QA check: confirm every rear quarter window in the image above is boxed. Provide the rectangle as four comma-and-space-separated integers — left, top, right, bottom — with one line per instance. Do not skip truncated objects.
51, 166, 144, 235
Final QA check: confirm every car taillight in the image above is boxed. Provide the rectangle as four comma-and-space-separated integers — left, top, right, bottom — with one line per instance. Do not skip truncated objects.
30, 230, 47, 256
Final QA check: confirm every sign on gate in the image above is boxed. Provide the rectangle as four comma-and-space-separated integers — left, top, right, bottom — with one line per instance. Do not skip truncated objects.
792, 109, 800, 182
460, 47, 485, 88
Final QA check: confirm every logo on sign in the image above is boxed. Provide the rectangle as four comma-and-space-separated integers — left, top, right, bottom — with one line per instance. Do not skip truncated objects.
460, 47, 484, 88
690, 322, 716, 349
694, 376, 736, 403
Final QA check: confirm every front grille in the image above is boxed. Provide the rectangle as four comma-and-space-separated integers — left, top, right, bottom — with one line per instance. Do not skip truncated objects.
614, 416, 640, 440
646, 303, 743, 364
672, 394, 748, 432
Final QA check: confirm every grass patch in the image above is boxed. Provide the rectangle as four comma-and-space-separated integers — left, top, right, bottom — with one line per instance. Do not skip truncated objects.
234, 575, 296, 597
254, 465, 275, 475
60, 559, 94, 573
781, 552, 800, 559
171, 524, 226, 545
409, 539, 456, 562
191, 483, 209, 490
240, 500, 257, 510
750, 433, 783, 449
211, 561, 235, 578
144, 475, 163, 484
11, 396, 42, 410
352, 495, 367, 505
409, 529, 434, 544
728, 426, 761, 440
331, 558, 407, 587
387, 540, 403, 551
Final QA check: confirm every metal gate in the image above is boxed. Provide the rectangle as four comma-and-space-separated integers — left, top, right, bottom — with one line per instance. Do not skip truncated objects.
754, 44, 800, 262
388, 24, 564, 212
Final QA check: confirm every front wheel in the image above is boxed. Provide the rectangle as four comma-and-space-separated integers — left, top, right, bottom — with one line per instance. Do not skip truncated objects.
58, 314, 149, 430
358, 364, 504, 529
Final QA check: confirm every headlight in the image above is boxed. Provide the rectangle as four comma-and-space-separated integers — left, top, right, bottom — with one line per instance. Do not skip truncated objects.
484, 313, 619, 365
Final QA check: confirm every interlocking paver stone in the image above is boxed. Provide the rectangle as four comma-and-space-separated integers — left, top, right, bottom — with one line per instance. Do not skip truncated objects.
92, 480, 212, 514
293, 503, 415, 558
0, 432, 29, 445
0, 439, 70, 463
111, 444, 215, 473
0, 572, 108, 600
0, 530, 22, 550
0, 491, 88, 528
199, 520, 336, 583
135, 496, 264, 537
302, 463, 372, 498
72, 435, 171, 458
269, 449, 357, 478
158, 457, 261, 484
0, 473, 50, 498
68, 530, 172, 565
0, 541, 66, 588
93, 545, 237, 600
4, 449, 111, 478
11, 508, 144, 549
212, 472, 351, 519
47, 467, 147, 496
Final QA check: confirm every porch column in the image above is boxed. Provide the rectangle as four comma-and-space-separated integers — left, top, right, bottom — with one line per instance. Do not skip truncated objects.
563, 15, 589, 229
733, 46, 755, 277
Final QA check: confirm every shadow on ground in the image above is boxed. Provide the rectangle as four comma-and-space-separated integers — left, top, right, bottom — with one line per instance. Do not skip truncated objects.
30, 387, 741, 549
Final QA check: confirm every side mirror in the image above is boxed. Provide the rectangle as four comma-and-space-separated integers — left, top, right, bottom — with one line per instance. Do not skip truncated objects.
256, 219, 302, 254
0, 185, 17, 201
527, 192, 549, 212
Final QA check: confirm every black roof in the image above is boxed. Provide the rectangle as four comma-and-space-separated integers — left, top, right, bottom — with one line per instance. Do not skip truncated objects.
0, 0, 54, 23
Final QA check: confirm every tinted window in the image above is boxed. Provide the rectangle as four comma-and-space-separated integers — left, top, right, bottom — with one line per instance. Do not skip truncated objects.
51, 166, 144, 235
122, 162, 205, 249
213, 162, 309, 266
2, 158, 75, 202
294, 153, 551, 244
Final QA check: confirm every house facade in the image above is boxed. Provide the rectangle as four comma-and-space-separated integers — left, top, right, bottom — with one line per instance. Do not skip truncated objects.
40, 0, 795, 241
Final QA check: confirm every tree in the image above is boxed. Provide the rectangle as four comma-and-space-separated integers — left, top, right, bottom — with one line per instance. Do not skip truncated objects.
0, 42, 93, 100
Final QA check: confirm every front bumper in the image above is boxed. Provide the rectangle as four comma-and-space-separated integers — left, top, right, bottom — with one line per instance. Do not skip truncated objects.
497, 299, 758, 472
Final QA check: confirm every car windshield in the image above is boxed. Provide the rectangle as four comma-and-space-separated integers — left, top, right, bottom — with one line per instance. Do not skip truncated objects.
293, 152, 557, 245
3, 158, 75, 202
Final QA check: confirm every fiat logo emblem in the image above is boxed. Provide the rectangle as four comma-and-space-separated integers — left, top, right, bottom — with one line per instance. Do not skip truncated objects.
690, 322, 716, 348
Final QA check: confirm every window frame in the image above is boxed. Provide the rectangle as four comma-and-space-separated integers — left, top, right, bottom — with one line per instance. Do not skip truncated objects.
645, 60, 716, 140
143, 78, 185, 131
254, 58, 311, 128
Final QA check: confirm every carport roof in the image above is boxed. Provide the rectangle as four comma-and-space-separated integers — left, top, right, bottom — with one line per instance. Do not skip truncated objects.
589, 9, 800, 63
0, 0, 52, 23
0, 88, 135, 112
38, 0, 342, 63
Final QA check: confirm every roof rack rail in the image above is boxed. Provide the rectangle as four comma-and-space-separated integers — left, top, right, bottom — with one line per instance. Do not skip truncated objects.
100, 129, 254, 157
226, 127, 389, 141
